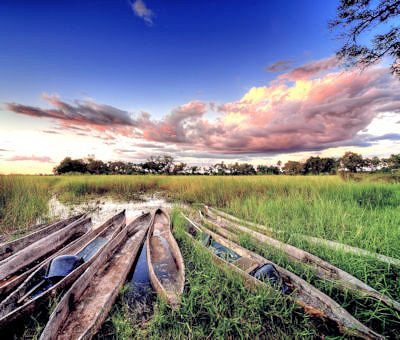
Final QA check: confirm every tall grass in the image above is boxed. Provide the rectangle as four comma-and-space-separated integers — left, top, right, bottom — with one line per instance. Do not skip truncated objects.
0, 176, 55, 233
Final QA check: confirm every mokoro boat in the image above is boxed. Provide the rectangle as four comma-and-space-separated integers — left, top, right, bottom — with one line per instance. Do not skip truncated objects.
0, 211, 126, 331
40, 213, 151, 340
0, 216, 91, 301
0, 222, 46, 244
183, 214, 383, 340
147, 208, 185, 308
202, 208, 400, 312
0, 214, 85, 262
209, 206, 400, 267
0, 215, 91, 285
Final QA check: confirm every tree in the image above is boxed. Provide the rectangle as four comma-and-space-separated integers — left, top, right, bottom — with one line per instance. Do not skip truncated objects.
329, 0, 400, 77
53, 157, 87, 174
340, 151, 364, 172
282, 161, 304, 175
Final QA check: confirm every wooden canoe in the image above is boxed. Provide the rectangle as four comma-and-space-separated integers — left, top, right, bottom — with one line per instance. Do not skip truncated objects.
0, 214, 85, 262
0, 216, 91, 301
40, 212, 151, 340
183, 214, 383, 340
203, 208, 400, 312
209, 206, 400, 267
0, 222, 46, 244
146, 208, 185, 308
0, 211, 126, 331
0, 215, 91, 285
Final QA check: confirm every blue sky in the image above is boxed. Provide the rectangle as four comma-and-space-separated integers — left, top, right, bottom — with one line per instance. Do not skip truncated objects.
0, 0, 399, 174
0, 0, 338, 111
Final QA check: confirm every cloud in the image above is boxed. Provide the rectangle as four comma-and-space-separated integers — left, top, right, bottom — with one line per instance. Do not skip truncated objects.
6, 155, 54, 163
265, 60, 294, 72
280, 57, 339, 81
42, 130, 60, 134
6, 94, 136, 139
131, 0, 154, 25
5, 59, 400, 157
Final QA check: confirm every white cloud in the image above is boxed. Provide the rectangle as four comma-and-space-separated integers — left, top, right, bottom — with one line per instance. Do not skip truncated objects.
131, 0, 154, 25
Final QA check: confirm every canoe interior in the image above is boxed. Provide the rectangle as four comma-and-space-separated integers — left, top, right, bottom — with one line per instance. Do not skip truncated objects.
147, 209, 184, 307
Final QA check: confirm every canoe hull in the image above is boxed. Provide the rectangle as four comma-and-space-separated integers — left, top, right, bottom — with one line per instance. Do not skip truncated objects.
146, 209, 185, 308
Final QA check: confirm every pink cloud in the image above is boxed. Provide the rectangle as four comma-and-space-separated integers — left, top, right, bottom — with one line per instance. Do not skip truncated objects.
6, 155, 54, 163
280, 57, 339, 81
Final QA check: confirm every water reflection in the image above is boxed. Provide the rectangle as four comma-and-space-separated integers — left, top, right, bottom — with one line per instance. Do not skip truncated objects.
125, 243, 155, 311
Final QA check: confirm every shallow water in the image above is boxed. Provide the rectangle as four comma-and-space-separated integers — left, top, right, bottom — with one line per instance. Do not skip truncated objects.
47, 195, 173, 226
125, 243, 154, 308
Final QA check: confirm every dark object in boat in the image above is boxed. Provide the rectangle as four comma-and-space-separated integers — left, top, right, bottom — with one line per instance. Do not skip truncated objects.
252, 264, 290, 294
147, 208, 185, 309
39, 213, 151, 340
45, 255, 84, 281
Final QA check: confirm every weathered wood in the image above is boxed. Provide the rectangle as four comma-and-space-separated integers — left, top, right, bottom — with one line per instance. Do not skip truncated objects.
40, 213, 151, 340
183, 214, 383, 340
0, 217, 91, 300
0, 216, 91, 284
209, 206, 400, 267
0, 211, 126, 331
147, 209, 185, 309
0, 214, 84, 262
203, 209, 400, 312
0, 222, 46, 244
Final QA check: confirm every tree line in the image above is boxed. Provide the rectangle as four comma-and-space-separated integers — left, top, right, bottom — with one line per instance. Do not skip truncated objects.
52, 152, 400, 176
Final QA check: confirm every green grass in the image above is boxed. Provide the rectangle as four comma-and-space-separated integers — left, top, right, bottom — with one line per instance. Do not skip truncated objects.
0, 174, 399, 338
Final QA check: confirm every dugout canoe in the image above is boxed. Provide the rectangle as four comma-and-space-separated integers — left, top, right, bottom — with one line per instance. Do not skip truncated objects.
0, 215, 91, 301
0, 222, 46, 244
209, 206, 400, 267
40, 212, 151, 340
0, 214, 85, 262
183, 214, 383, 340
0, 211, 126, 331
0, 215, 91, 286
146, 208, 185, 308
202, 208, 400, 312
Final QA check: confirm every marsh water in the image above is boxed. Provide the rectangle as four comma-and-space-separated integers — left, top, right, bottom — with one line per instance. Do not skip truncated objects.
47, 194, 173, 226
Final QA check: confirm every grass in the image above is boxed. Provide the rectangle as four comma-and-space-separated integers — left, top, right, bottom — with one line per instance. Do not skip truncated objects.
0, 174, 399, 338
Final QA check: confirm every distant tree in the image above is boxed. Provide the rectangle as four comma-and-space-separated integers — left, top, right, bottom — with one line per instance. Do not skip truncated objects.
282, 161, 303, 175
53, 157, 87, 174
172, 162, 187, 175
329, 0, 400, 77
257, 165, 267, 174
340, 151, 364, 172
86, 159, 106, 175
386, 153, 400, 168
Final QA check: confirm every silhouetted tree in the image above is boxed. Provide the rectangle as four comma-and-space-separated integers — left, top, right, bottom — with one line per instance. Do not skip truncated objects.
53, 157, 87, 174
330, 0, 400, 77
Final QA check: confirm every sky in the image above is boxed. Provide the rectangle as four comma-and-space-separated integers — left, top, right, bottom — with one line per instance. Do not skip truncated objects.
1, 0, 399, 174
